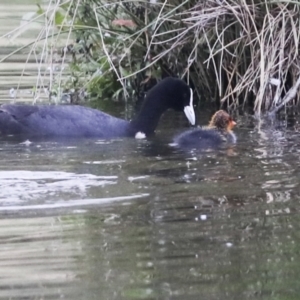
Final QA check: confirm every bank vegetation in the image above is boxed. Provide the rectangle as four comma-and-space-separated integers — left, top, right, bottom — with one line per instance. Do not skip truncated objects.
9, 0, 300, 114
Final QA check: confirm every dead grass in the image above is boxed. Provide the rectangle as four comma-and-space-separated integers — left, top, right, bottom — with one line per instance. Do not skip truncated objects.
4, 0, 300, 113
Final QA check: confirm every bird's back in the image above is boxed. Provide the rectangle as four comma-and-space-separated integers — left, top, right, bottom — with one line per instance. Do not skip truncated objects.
0, 104, 129, 138
174, 127, 225, 150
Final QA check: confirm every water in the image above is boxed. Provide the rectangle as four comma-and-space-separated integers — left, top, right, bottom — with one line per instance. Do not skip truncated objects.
0, 114, 299, 300
2, 1, 300, 299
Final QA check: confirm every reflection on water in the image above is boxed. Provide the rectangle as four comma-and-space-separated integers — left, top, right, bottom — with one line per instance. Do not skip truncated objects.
0, 170, 117, 204
0, 113, 299, 299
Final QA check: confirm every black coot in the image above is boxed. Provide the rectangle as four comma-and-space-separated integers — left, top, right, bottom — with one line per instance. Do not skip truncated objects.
0, 77, 195, 138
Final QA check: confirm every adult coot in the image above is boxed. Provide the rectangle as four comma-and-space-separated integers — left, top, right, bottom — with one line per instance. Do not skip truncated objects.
0, 77, 195, 138
173, 110, 236, 150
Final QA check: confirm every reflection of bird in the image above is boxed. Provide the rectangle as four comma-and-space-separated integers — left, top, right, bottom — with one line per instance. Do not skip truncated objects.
0, 78, 195, 139
173, 110, 237, 150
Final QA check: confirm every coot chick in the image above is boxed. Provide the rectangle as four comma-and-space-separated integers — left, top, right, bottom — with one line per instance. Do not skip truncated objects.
0, 77, 195, 138
174, 110, 236, 150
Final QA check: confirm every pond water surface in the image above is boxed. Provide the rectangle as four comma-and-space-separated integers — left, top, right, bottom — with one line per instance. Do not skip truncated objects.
0, 112, 299, 300
1, 1, 300, 300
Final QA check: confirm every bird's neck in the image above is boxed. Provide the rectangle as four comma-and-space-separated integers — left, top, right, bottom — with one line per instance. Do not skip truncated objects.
225, 130, 237, 144
206, 126, 236, 144
130, 98, 167, 136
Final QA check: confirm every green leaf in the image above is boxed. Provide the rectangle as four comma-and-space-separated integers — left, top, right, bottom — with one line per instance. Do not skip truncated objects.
55, 11, 65, 26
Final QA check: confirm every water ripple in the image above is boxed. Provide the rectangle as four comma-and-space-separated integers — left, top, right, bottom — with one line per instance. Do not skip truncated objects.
0, 171, 118, 203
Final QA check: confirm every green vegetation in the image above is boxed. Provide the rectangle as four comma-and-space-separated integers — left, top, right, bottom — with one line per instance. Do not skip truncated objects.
12, 0, 300, 113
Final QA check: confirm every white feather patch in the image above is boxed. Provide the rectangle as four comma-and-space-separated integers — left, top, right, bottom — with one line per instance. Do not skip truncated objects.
135, 132, 146, 139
